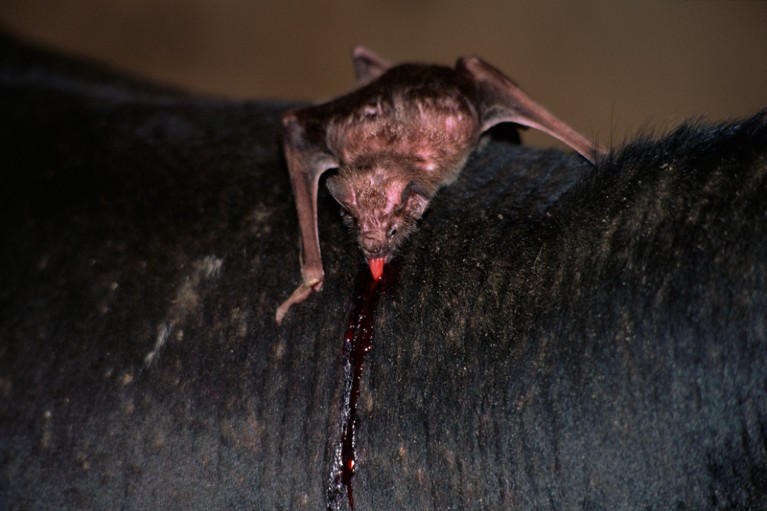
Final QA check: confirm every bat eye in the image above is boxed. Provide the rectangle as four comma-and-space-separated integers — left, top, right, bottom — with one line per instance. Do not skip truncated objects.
388, 227, 398, 239
363, 104, 378, 117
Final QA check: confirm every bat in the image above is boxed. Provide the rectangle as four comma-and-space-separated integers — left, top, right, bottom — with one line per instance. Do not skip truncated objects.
275, 47, 605, 324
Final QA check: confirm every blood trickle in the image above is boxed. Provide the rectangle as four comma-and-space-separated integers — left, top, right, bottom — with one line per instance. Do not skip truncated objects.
328, 264, 390, 510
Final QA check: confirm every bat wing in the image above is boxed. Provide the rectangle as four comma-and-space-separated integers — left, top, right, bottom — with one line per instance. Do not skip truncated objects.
276, 110, 340, 324
352, 46, 391, 86
456, 57, 605, 163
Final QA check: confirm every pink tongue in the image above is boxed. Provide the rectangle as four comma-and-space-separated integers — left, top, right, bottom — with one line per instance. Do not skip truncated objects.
368, 257, 385, 281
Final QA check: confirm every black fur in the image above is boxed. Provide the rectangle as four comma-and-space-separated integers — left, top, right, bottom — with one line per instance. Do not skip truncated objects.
1, 33, 765, 510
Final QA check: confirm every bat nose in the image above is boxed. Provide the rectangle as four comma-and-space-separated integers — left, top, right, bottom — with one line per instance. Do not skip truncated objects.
365, 244, 384, 257
361, 234, 385, 257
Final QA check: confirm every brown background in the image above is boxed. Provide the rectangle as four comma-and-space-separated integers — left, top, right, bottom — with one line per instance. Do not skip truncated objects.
1, 1, 765, 150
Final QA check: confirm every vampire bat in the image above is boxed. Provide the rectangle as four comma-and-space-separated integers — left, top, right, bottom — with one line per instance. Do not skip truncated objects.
275, 47, 605, 324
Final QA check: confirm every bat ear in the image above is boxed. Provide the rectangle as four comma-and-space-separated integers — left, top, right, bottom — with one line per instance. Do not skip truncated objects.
352, 46, 390, 85
326, 175, 355, 209
400, 182, 430, 219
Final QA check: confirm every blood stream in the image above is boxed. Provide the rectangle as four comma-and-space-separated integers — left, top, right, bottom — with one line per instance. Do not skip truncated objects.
327, 264, 391, 510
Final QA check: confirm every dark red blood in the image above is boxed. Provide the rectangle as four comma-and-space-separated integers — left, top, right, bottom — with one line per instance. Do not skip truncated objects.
328, 263, 394, 510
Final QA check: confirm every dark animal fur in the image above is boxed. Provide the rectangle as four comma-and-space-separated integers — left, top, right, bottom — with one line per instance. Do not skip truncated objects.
1, 33, 766, 509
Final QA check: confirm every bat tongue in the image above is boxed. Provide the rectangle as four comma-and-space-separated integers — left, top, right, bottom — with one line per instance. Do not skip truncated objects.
368, 257, 385, 281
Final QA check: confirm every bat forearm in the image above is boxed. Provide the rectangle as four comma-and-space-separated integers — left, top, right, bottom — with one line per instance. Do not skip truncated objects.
276, 112, 337, 324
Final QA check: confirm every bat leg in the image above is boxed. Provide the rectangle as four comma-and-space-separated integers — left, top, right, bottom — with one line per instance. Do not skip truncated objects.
276, 112, 338, 325
457, 57, 606, 163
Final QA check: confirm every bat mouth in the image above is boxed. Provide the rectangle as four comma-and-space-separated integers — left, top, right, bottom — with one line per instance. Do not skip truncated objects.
367, 257, 386, 281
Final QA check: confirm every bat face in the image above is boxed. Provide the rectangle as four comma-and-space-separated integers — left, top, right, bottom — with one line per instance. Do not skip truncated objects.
326, 162, 430, 263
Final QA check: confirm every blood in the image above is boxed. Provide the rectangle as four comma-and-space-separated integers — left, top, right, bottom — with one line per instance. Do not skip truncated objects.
327, 263, 393, 510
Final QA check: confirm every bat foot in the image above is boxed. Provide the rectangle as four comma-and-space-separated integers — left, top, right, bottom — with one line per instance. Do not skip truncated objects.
275, 277, 324, 325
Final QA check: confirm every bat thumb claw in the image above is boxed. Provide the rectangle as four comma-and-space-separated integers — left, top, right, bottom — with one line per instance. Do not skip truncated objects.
275, 281, 317, 325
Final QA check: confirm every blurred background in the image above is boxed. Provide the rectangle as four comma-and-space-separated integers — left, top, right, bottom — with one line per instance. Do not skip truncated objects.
1, 1, 765, 150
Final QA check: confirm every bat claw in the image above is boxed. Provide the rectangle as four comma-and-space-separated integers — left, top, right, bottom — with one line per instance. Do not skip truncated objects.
307, 276, 324, 292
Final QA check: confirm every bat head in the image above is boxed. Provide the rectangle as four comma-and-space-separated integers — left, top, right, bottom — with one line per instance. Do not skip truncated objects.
326, 161, 431, 264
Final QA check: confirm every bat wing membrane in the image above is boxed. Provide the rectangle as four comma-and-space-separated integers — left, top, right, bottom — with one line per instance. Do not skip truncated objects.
456, 57, 604, 163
